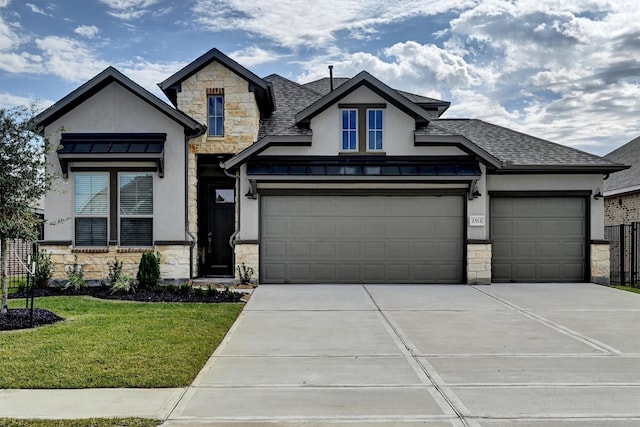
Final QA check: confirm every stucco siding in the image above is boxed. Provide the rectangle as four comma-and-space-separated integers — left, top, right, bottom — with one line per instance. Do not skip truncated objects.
43, 82, 187, 244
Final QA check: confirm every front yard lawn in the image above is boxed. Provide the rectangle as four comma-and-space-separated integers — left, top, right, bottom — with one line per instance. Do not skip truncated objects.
1, 296, 242, 388
609, 284, 640, 294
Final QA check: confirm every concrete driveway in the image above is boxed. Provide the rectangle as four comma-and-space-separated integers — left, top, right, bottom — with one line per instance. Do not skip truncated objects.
164, 283, 640, 426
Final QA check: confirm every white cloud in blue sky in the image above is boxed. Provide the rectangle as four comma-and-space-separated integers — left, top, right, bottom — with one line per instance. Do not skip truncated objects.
0, 0, 639, 155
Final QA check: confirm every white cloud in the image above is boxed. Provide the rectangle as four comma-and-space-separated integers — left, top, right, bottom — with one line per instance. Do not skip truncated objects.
192, 0, 475, 49
98, 0, 161, 20
0, 0, 10, 8
229, 46, 284, 68
74, 25, 100, 38
0, 92, 53, 109
0, 15, 20, 51
35, 36, 107, 82
26, 3, 52, 16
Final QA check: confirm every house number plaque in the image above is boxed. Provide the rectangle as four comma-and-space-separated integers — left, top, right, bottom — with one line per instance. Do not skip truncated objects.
469, 215, 485, 226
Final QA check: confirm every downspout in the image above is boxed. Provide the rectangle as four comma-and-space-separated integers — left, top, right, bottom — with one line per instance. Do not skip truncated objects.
222, 166, 241, 250
185, 128, 205, 280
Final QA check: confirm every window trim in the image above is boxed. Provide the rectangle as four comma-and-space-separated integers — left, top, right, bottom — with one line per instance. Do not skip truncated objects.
207, 94, 224, 137
366, 108, 384, 152
338, 103, 386, 153
340, 108, 358, 151
73, 172, 109, 247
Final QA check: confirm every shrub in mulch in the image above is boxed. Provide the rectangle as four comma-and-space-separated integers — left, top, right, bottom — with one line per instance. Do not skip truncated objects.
0, 308, 64, 331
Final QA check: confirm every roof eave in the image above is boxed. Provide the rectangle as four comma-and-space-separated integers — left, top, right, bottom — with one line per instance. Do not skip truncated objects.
414, 133, 502, 169
493, 164, 630, 174
223, 134, 313, 170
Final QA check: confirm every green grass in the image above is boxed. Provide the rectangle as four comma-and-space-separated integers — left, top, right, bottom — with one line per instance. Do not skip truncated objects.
0, 418, 159, 427
1, 296, 243, 388
609, 284, 640, 294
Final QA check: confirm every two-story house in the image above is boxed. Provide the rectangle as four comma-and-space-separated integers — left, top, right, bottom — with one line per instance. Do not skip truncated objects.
35, 48, 624, 285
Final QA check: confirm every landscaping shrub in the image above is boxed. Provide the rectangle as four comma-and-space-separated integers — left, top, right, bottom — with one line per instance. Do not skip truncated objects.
107, 257, 123, 286
236, 263, 254, 285
110, 273, 135, 294
33, 250, 53, 288
136, 252, 160, 289
65, 256, 86, 290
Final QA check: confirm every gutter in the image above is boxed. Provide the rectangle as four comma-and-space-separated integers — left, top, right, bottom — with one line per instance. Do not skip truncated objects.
222, 166, 241, 251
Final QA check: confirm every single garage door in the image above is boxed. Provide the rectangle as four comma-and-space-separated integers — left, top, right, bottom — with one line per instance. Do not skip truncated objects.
491, 197, 586, 282
261, 195, 464, 284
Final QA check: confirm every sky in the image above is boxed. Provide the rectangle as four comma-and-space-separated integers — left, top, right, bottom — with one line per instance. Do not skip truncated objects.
1, 0, 639, 156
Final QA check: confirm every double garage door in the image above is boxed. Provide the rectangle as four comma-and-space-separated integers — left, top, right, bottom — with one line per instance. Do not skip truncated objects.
491, 197, 586, 282
261, 195, 464, 284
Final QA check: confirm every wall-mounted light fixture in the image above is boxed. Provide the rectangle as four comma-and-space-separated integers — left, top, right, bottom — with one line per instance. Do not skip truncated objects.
593, 188, 603, 200
245, 179, 258, 199
468, 180, 481, 200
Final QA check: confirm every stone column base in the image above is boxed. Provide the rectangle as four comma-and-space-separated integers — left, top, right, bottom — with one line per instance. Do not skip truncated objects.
467, 242, 492, 285
590, 242, 610, 285
235, 242, 259, 283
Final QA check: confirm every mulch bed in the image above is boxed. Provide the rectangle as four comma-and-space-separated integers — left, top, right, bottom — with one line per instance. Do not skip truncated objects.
2, 285, 246, 331
0, 308, 64, 331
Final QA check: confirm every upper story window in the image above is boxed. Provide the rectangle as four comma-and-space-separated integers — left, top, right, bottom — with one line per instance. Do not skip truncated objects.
208, 94, 224, 137
367, 109, 383, 151
339, 103, 385, 153
341, 109, 357, 151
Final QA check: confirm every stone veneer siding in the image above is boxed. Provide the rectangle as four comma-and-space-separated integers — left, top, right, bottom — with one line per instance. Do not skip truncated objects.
605, 192, 640, 226
39, 244, 190, 283
176, 61, 261, 276
590, 243, 610, 285
467, 243, 492, 285
234, 243, 259, 282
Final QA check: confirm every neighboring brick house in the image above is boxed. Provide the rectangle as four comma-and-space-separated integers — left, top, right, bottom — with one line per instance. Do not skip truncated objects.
35, 47, 625, 285
604, 136, 640, 226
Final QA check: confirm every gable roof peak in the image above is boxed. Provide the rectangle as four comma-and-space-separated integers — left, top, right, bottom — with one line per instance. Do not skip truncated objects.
34, 66, 204, 133
158, 47, 275, 113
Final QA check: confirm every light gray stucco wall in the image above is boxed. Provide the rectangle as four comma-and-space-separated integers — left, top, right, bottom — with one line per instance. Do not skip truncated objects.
44, 82, 187, 243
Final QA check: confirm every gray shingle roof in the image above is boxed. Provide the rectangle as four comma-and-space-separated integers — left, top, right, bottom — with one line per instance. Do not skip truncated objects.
259, 74, 319, 138
424, 119, 621, 168
604, 136, 639, 192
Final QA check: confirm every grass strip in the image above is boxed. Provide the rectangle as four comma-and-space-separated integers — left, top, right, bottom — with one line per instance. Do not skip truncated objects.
2, 296, 242, 388
0, 418, 159, 427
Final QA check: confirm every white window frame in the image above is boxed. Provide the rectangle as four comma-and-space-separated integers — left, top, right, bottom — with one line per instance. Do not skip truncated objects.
340, 108, 358, 152
366, 108, 384, 152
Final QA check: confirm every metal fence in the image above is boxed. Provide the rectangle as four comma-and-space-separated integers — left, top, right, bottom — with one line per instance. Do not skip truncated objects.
1, 239, 38, 291
605, 223, 640, 286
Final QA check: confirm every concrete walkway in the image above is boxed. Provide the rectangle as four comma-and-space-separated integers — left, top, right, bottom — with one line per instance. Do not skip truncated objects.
1, 283, 639, 426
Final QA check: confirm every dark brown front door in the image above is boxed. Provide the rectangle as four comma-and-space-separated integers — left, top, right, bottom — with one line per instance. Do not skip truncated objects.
205, 185, 235, 276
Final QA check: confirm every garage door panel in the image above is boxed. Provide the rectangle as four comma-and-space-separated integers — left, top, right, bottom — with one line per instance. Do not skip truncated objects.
491, 197, 586, 282
261, 195, 463, 283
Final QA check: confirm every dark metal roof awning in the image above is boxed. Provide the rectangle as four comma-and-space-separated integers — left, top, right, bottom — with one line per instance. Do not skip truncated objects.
58, 133, 166, 177
246, 156, 481, 181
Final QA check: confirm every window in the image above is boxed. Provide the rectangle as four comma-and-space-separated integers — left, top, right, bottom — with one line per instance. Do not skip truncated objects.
74, 173, 108, 246
341, 109, 357, 151
208, 95, 224, 136
367, 109, 383, 151
339, 104, 385, 152
119, 173, 153, 247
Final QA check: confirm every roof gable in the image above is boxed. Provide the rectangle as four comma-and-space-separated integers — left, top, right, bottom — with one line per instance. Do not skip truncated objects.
604, 136, 639, 193
34, 66, 205, 134
158, 47, 275, 113
295, 71, 434, 126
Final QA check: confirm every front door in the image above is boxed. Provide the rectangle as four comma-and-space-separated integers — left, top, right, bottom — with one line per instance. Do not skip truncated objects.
205, 185, 235, 276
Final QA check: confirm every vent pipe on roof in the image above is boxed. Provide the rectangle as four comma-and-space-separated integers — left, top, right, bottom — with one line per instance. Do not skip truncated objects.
328, 65, 334, 91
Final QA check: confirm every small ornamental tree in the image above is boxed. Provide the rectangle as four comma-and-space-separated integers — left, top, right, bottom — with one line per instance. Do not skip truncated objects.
137, 251, 161, 289
0, 105, 55, 314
